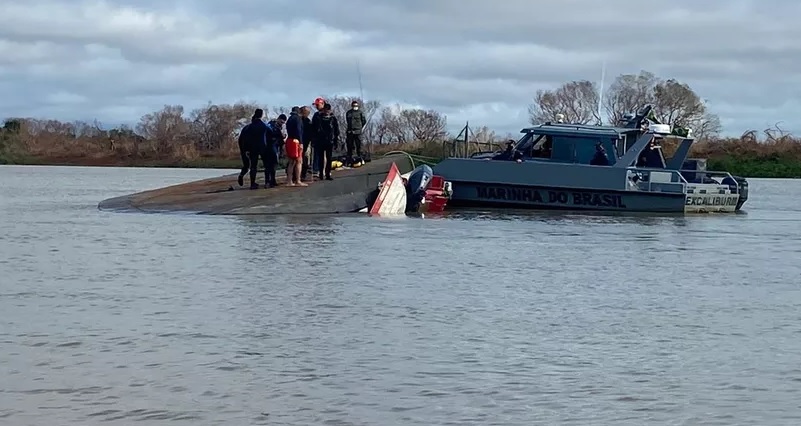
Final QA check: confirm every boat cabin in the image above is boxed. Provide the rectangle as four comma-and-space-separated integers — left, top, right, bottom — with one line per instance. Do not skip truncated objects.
506, 123, 691, 170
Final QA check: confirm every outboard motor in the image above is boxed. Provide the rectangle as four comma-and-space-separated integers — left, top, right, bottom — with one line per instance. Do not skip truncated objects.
405, 164, 434, 213
722, 175, 749, 210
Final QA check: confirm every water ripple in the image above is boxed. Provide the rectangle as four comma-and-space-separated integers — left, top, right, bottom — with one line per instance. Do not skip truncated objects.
1, 167, 800, 424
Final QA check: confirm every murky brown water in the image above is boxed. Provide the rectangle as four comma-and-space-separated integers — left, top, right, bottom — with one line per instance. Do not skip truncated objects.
2, 165, 801, 425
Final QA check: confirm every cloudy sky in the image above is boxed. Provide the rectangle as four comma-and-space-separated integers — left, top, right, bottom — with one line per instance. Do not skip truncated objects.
1, 0, 799, 136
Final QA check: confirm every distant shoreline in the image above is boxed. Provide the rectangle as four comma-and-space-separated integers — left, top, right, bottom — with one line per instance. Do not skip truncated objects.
3, 154, 801, 179
2, 155, 243, 170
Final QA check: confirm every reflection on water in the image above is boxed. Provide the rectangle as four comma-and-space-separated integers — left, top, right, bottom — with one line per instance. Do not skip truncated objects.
1, 166, 801, 425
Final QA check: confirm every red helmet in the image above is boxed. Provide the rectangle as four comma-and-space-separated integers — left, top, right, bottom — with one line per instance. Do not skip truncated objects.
313, 97, 325, 106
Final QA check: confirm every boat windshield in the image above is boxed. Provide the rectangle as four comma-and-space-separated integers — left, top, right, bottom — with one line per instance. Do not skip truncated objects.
514, 132, 550, 157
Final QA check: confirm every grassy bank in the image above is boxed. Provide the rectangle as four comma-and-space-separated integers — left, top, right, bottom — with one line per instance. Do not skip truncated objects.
4, 138, 801, 178
11, 154, 243, 169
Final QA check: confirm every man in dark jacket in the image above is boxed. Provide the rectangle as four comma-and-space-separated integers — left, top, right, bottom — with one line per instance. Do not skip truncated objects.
236, 123, 251, 186
285, 106, 303, 143
245, 108, 270, 189
313, 103, 340, 180
263, 114, 287, 187
300, 106, 314, 181
345, 100, 367, 165
310, 98, 325, 175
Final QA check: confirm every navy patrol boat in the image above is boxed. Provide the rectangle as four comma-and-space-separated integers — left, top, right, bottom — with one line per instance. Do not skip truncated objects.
432, 106, 749, 213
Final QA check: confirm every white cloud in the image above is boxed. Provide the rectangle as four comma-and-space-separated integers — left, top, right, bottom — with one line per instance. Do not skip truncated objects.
0, 0, 799, 135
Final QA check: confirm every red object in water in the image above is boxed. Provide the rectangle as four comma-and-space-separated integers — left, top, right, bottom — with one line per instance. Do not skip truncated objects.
421, 175, 450, 213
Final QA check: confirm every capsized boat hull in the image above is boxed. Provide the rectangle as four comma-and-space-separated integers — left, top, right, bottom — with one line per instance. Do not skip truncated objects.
367, 163, 452, 216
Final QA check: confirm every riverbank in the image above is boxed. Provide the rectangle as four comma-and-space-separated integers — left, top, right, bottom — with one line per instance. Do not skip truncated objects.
3, 146, 801, 178
1, 153, 243, 169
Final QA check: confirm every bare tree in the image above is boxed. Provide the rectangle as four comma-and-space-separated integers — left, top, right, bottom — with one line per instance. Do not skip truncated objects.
188, 102, 257, 151
604, 71, 659, 125
604, 71, 721, 139
136, 105, 190, 154
528, 80, 600, 125
399, 108, 448, 142
472, 125, 498, 144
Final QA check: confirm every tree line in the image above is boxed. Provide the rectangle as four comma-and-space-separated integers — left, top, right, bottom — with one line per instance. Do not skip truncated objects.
0, 95, 460, 166
2, 70, 801, 177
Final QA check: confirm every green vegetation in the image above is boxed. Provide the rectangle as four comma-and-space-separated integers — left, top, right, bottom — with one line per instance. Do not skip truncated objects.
707, 156, 801, 179
3, 70, 801, 178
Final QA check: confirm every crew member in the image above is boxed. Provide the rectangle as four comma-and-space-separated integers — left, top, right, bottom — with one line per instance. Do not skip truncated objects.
493, 139, 523, 162
263, 113, 287, 187
313, 103, 340, 180
345, 100, 366, 166
590, 142, 610, 166
300, 106, 314, 181
236, 123, 251, 186
246, 108, 270, 189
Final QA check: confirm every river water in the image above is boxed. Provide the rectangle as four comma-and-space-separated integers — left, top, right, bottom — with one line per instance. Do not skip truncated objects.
1, 165, 800, 425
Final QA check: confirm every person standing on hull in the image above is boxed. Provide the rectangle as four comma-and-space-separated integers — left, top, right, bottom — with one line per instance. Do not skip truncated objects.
313, 103, 340, 181
284, 107, 306, 186
264, 114, 287, 188
236, 122, 252, 187
300, 106, 314, 181
246, 108, 270, 189
345, 100, 366, 166
310, 97, 325, 177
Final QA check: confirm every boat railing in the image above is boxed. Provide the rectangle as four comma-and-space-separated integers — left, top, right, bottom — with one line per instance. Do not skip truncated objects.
625, 167, 688, 194
677, 169, 737, 184
442, 140, 504, 158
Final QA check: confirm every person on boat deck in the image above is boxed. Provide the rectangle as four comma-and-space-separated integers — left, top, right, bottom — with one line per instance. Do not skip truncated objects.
636, 139, 664, 168
590, 142, 610, 166
244, 108, 271, 189
493, 139, 523, 162
300, 106, 314, 181
236, 122, 252, 187
263, 113, 287, 188
313, 103, 340, 180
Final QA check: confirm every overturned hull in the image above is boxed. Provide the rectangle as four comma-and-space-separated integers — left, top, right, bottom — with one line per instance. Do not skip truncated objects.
368, 162, 408, 216
366, 163, 452, 216
98, 154, 415, 215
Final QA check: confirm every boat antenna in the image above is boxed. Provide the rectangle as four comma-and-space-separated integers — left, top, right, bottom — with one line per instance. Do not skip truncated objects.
357, 60, 365, 103
597, 60, 606, 125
